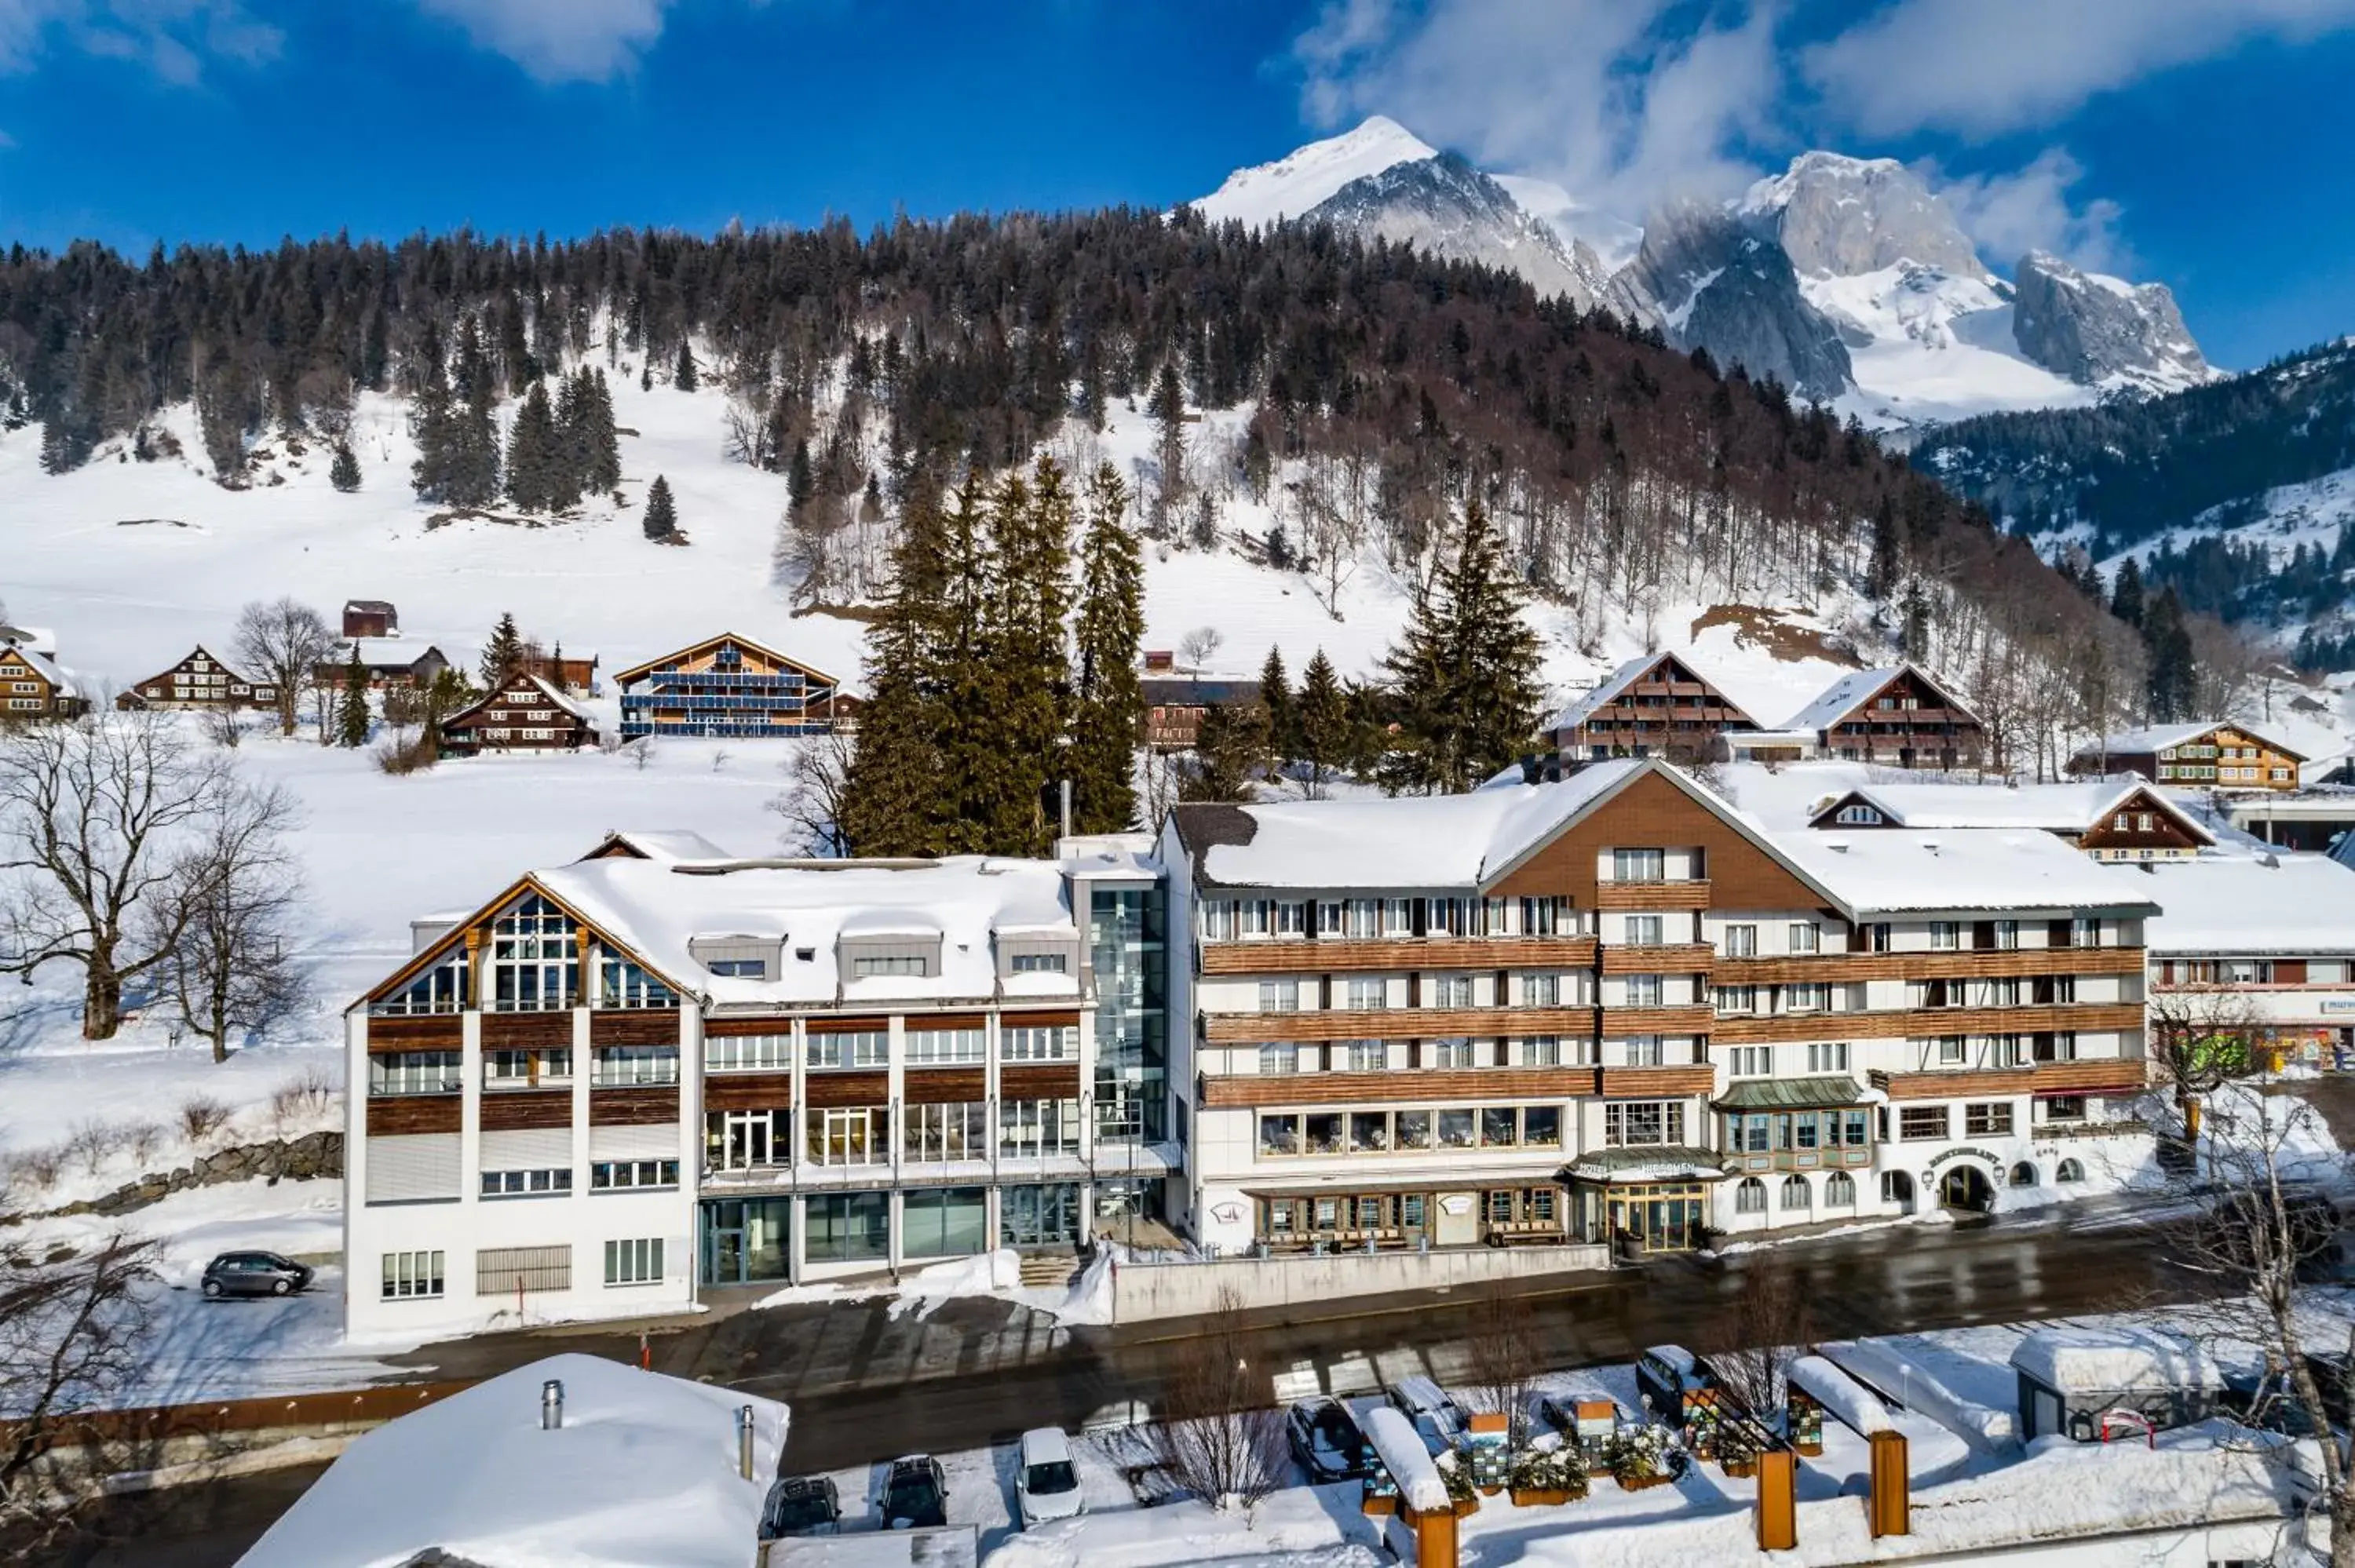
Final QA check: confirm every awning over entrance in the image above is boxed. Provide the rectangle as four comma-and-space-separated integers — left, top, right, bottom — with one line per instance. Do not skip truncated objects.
1712, 1076, 1865, 1113
1561, 1147, 1731, 1183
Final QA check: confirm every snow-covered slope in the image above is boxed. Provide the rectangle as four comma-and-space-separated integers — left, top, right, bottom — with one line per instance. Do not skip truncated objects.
1194, 115, 1436, 228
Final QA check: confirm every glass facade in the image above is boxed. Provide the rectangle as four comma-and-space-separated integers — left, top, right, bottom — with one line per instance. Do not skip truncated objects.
902, 1187, 990, 1257
806, 1191, 891, 1264
699, 1197, 790, 1285
1088, 882, 1167, 1143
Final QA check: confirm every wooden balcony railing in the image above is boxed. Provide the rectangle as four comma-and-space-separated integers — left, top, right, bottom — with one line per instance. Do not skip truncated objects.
1600, 943, 1717, 975
1597, 1005, 1718, 1037
1203, 1007, 1590, 1044
1714, 949, 2143, 986
1594, 881, 1713, 911
1198, 935, 1598, 975
1197, 1066, 1602, 1109
1712, 1002, 2144, 1045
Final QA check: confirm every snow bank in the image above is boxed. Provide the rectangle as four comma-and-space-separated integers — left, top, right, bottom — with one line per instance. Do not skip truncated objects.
1820, 1338, 2018, 1454
1787, 1355, 1891, 1436
2009, 1327, 2223, 1395
1359, 1405, 1447, 1514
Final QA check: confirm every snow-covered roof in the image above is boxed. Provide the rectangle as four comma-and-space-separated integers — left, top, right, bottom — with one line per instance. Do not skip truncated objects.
1, 641, 82, 698
2125, 852, 2355, 954
1545, 653, 1669, 734
337, 637, 444, 668
2077, 720, 2304, 763
1765, 826, 2162, 914
2009, 1327, 2223, 1395
1811, 779, 2211, 842
453, 670, 595, 726
1780, 662, 1976, 733
586, 830, 736, 865
240, 1353, 786, 1568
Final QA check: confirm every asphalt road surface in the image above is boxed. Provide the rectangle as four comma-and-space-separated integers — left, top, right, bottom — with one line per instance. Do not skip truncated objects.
42, 1199, 2219, 1567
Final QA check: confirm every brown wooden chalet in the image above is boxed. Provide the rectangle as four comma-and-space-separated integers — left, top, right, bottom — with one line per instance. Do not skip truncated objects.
1785, 663, 1984, 770
0, 639, 89, 720
343, 600, 398, 638
2068, 720, 2305, 793
1805, 779, 2214, 862
318, 640, 451, 691
615, 633, 843, 740
439, 673, 598, 756
115, 645, 278, 713
1141, 676, 1261, 750
514, 647, 599, 694
1549, 652, 1762, 761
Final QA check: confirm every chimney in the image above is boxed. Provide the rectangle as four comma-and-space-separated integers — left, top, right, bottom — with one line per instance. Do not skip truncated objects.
737, 1404, 758, 1480
1755, 1448, 1797, 1552
1868, 1429, 1910, 1538
541, 1378, 564, 1431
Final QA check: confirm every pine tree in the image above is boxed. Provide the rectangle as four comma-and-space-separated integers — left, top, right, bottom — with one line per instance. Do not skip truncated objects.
839, 490, 954, 855
1374, 500, 1543, 794
338, 644, 371, 748
330, 440, 361, 493
929, 479, 1008, 854
787, 439, 814, 515
2111, 556, 2147, 629
1259, 646, 1294, 770
1296, 648, 1347, 798
977, 458, 1075, 855
586, 370, 622, 494
1868, 496, 1900, 602
506, 380, 562, 511
1902, 582, 1931, 659
2142, 585, 2197, 720
1148, 357, 1187, 531
1068, 464, 1145, 833
643, 474, 678, 540
674, 337, 699, 392
1181, 704, 1267, 802
480, 612, 524, 685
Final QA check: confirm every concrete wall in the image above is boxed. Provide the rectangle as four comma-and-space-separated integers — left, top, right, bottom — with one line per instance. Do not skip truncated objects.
1112, 1242, 1610, 1321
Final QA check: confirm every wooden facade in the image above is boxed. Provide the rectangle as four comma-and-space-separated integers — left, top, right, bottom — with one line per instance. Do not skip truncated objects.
0, 642, 88, 720
2070, 722, 2304, 793
1141, 676, 1261, 750
318, 640, 451, 691
438, 673, 597, 756
343, 600, 398, 638
115, 645, 277, 713
1808, 782, 2210, 862
514, 649, 599, 693
1552, 653, 1762, 761
615, 632, 842, 741
1806, 667, 1985, 770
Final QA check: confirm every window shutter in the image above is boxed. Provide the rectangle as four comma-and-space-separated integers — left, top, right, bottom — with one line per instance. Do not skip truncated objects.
590, 1124, 678, 1160
480, 1128, 571, 1169
364, 1133, 462, 1202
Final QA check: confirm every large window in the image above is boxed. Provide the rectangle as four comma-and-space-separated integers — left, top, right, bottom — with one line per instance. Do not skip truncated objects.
1003, 1025, 1075, 1061
1734, 1178, 1765, 1214
1898, 1105, 1950, 1141
903, 1102, 987, 1161
369, 1050, 462, 1096
485, 1048, 571, 1088
598, 957, 677, 1010
1825, 1172, 1856, 1208
902, 1187, 988, 1257
1001, 1098, 1081, 1156
905, 1026, 984, 1064
806, 1192, 889, 1263
706, 1033, 792, 1070
591, 1045, 679, 1087
1604, 1101, 1684, 1147
1612, 848, 1666, 883
806, 1030, 889, 1069
488, 895, 577, 1012
381, 1250, 445, 1300
374, 947, 469, 1015
1780, 1176, 1812, 1212
604, 1238, 664, 1286
807, 1107, 888, 1165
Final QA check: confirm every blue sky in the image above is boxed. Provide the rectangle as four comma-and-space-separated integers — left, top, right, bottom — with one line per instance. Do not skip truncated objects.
1, 0, 2350, 369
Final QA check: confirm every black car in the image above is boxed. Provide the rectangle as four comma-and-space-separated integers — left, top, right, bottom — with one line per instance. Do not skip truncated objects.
882, 1454, 948, 1530
1286, 1395, 1367, 1482
200, 1251, 314, 1300
760, 1475, 842, 1540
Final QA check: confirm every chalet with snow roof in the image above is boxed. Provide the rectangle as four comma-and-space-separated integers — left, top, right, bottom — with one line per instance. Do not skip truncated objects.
319, 639, 452, 691
1806, 780, 2213, 863
2068, 720, 2304, 793
1160, 758, 2155, 1257
1785, 663, 1984, 770
0, 638, 89, 720
614, 633, 842, 741
437, 673, 598, 756
1141, 674, 1261, 750
1548, 652, 1763, 761
343, 830, 1167, 1338
115, 645, 277, 713
513, 647, 599, 695
342, 599, 398, 639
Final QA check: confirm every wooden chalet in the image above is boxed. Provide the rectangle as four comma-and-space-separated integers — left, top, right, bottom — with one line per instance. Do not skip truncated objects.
1549, 652, 1763, 761
438, 673, 598, 756
343, 600, 399, 639
514, 647, 600, 695
0, 638, 89, 720
2068, 721, 2305, 793
1141, 675, 1261, 750
1785, 663, 1984, 770
1806, 779, 2214, 862
115, 645, 278, 713
614, 633, 842, 740
318, 640, 451, 691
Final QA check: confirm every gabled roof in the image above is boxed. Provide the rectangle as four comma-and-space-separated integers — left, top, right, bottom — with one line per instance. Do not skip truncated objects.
0, 641, 82, 698
132, 643, 265, 687
2074, 720, 2306, 764
1545, 651, 1759, 735
343, 598, 396, 613
444, 672, 595, 729
1806, 780, 2214, 845
582, 830, 735, 864
1782, 662, 1979, 733
613, 630, 838, 687
334, 638, 446, 669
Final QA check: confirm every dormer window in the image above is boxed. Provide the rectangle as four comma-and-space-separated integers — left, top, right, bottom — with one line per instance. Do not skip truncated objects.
1836, 804, 1882, 826
841, 932, 942, 979
689, 936, 783, 983
1011, 953, 1067, 974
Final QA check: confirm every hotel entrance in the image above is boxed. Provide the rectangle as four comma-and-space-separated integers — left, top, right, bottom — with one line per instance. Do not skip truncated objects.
1565, 1150, 1726, 1255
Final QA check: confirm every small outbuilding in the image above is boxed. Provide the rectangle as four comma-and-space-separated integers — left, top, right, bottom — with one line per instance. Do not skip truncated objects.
2010, 1326, 2225, 1442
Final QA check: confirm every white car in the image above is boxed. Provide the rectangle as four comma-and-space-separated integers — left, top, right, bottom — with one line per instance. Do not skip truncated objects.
1015, 1427, 1086, 1530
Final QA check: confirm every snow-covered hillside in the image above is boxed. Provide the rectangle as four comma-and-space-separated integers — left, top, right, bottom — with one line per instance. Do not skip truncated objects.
1193, 115, 1437, 228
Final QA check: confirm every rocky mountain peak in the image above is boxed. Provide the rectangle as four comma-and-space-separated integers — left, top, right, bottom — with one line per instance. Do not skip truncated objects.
1608, 198, 1854, 399
1194, 116, 1437, 229
1740, 151, 1984, 280
1308, 151, 1611, 308
2011, 250, 2213, 391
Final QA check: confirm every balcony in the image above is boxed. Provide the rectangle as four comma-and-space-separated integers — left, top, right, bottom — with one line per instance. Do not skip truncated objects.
1203, 1006, 1590, 1044
1870, 1059, 2146, 1101
1713, 1001, 2143, 1046
1601, 943, 1715, 975
1594, 880, 1713, 911
1597, 1004, 1717, 1037
1198, 1065, 1603, 1108
1597, 1064, 1717, 1096
1713, 948, 2142, 986
1197, 935, 1597, 975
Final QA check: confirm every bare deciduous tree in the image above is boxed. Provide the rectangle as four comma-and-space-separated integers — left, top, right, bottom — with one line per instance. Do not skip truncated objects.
2147, 982, 2268, 1136
1707, 1261, 1814, 1417
142, 779, 307, 1061
1151, 1289, 1288, 1511
0, 717, 246, 1039
231, 597, 333, 737
1465, 1283, 1539, 1442
1178, 626, 1223, 673
769, 731, 856, 857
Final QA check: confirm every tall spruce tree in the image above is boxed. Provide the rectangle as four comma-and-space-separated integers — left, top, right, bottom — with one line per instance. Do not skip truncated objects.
330, 441, 361, 493
584, 370, 621, 494
980, 458, 1075, 855
930, 478, 1007, 854
1148, 357, 1187, 531
505, 381, 562, 511
1375, 500, 1543, 794
1068, 463, 1145, 833
1296, 648, 1347, 798
643, 474, 678, 539
480, 612, 524, 685
1868, 496, 1900, 602
1258, 646, 1294, 769
1181, 704, 1266, 802
2142, 585, 2197, 721
839, 490, 954, 855
338, 644, 371, 747
675, 337, 699, 392
2111, 556, 2147, 629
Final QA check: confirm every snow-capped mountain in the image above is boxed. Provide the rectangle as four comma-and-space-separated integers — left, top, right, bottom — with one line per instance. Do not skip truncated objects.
1605, 199, 1853, 399
1193, 115, 1437, 228
1305, 152, 1612, 310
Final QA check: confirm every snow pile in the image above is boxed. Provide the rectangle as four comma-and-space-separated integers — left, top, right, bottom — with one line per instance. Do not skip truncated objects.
1358, 1404, 1448, 1515
1820, 1338, 2018, 1454
241, 1353, 787, 1568
888, 1248, 1116, 1326
2009, 1327, 2222, 1395
1787, 1354, 1892, 1436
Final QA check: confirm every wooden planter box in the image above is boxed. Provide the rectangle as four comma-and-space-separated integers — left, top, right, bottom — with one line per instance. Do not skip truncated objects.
1451, 1494, 1481, 1518
1722, 1457, 1758, 1479
1360, 1493, 1396, 1517
1616, 1471, 1670, 1492
1510, 1487, 1573, 1507
1477, 1483, 1503, 1497
1795, 1440, 1824, 1457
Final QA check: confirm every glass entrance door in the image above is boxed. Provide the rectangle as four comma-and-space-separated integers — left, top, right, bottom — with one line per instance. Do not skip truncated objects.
699, 1198, 791, 1284
1001, 1183, 1080, 1247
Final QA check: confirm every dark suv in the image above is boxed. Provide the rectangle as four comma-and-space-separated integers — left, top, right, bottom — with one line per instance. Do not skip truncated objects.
200, 1252, 314, 1300
760, 1475, 842, 1539
882, 1454, 948, 1530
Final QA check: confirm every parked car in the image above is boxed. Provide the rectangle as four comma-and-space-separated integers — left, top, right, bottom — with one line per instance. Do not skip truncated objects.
1386, 1375, 1466, 1457
2193, 1190, 2346, 1281
882, 1454, 948, 1530
1014, 1427, 1086, 1529
199, 1252, 314, 1300
1634, 1345, 1717, 1426
1286, 1395, 1367, 1482
759, 1475, 841, 1540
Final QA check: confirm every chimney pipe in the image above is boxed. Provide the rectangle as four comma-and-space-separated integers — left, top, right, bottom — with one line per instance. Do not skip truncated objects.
541, 1379, 564, 1431
1059, 779, 1072, 842
1868, 1429, 1911, 1538
736, 1404, 758, 1481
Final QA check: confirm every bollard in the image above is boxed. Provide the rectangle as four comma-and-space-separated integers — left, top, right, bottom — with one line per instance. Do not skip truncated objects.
541, 1380, 564, 1431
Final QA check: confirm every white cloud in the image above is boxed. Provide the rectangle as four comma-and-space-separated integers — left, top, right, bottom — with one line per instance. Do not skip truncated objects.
1929, 148, 2128, 274
1803, 0, 2355, 137
408, 0, 681, 82
0, 0, 279, 81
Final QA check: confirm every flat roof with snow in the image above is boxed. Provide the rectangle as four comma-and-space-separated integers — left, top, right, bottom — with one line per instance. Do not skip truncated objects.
2123, 852, 2355, 954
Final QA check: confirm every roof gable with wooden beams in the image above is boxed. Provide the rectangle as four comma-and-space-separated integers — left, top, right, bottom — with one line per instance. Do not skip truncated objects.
440, 673, 595, 731
0, 646, 59, 691
128, 644, 266, 690
1785, 662, 1981, 733
613, 632, 838, 689
352, 873, 686, 1013
1546, 651, 1763, 736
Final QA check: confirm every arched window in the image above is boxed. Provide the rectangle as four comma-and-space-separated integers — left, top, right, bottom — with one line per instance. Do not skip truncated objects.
2009, 1161, 2039, 1187
1825, 1172, 1856, 1208
2056, 1158, 2085, 1183
1735, 1177, 1766, 1214
1780, 1175, 1812, 1211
